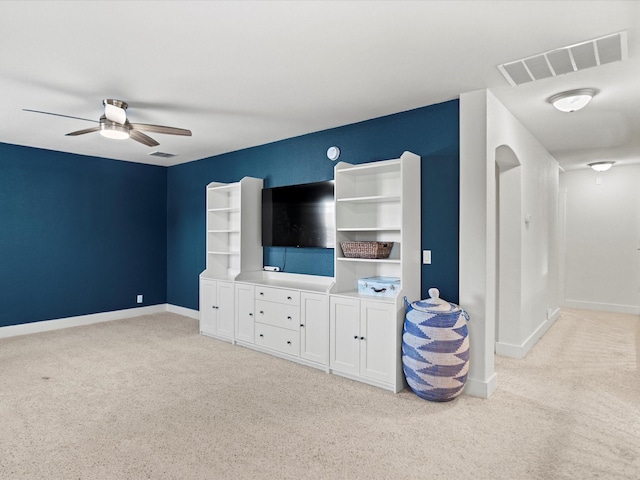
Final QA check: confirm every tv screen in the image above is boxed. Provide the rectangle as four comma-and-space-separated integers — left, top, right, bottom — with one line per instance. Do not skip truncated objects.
262, 180, 335, 248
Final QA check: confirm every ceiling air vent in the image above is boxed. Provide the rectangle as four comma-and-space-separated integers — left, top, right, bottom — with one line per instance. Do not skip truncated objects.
498, 31, 627, 86
148, 151, 177, 159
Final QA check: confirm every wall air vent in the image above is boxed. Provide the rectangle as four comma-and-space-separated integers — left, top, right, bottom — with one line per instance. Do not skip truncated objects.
498, 31, 627, 86
148, 151, 177, 159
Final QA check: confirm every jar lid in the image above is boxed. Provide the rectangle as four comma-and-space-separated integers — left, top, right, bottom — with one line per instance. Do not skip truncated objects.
410, 288, 460, 313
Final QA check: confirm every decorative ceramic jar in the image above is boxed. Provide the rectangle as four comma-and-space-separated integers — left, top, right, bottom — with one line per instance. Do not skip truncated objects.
402, 288, 470, 402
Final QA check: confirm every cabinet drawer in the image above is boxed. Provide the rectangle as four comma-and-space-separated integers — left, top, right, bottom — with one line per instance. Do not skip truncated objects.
255, 323, 300, 357
255, 300, 299, 331
255, 286, 300, 306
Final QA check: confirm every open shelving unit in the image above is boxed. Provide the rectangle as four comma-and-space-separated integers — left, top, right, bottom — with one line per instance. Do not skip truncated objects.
331, 152, 421, 303
202, 177, 263, 281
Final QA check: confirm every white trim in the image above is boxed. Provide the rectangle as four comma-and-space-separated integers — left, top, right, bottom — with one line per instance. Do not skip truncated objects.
167, 304, 200, 320
562, 299, 640, 315
0, 304, 171, 339
463, 372, 497, 398
495, 308, 561, 359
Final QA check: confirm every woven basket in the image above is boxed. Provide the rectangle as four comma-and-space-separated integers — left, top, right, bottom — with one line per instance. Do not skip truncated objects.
340, 241, 393, 259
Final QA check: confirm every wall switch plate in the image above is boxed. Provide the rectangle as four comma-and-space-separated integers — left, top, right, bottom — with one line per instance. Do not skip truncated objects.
422, 250, 432, 265
137, 295, 143, 304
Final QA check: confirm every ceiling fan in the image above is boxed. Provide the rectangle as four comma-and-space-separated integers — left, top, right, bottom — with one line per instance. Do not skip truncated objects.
23, 99, 192, 147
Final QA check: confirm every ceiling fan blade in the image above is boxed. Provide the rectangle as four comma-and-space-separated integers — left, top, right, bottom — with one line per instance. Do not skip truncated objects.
129, 123, 192, 136
23, 109, 98, 123
66, 126, 101, 136
129, 130, 159, 147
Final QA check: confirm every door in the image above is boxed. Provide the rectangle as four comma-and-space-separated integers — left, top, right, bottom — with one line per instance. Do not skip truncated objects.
329, 296, 360, 376
199, 280, 218, 335
300, 292, 328, 365
216, 281, 235, 340
359, 300, 395, 383
235, 283, 255, 343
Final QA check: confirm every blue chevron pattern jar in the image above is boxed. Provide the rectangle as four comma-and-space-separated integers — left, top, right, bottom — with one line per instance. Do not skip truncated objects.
402, 288, 470, 402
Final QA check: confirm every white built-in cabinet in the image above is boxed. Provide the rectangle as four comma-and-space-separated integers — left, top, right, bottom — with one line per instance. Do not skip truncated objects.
198, 152, 421, 394
199, 279, 235, 340
234, 272, 333, 370
199, 177, 262, 341
329, 151, 421, 393
329, 296, 398, 387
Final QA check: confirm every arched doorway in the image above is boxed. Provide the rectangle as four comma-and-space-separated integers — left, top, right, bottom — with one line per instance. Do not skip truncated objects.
495, 145, 522, 352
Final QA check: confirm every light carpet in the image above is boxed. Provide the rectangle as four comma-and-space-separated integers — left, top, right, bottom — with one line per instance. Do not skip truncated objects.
0, 308, 638, 479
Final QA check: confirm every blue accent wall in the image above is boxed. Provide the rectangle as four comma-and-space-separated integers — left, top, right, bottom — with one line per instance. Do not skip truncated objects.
1, 99, 459, 329
0, 143, 167, 327
167, 100, 459, 310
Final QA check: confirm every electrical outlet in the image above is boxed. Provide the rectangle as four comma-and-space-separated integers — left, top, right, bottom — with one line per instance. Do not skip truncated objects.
137, 294, 143, 304
422, 250, 432, 265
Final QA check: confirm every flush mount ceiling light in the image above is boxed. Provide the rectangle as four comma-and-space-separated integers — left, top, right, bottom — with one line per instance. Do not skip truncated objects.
548, 88, 598, 112
588, 161, 615, 172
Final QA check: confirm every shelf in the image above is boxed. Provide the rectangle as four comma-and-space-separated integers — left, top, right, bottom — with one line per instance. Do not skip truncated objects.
208, 229, 240, 234
207, 207, 240, 213
207, 251, 240, 255
337, 257, 400, 264
337, 227, 400, 232
336, 159, 400, 176
329, 290, 397, 303
336, 195, 400, 204
207, 184, 238, 192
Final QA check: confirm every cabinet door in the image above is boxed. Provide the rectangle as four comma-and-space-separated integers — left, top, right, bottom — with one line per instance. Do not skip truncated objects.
300, 292, 328, 365
216, 281, 235, 340
359, 300, 395, 383
235, 283, 255, 343
329, 296, 360, 376
199, 280, 218, 335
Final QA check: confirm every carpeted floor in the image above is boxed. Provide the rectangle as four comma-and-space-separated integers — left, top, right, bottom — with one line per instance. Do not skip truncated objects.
0, 308, 638, 479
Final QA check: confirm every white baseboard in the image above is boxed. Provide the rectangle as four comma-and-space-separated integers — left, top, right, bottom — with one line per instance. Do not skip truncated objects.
495, 308, 561, 359
463, 372, 497, 398
562, 299, 640, 315
167, 304, 200, 320
0, 304, 199, 339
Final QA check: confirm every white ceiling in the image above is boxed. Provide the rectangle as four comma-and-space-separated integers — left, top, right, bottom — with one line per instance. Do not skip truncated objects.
1, 1, 639, 170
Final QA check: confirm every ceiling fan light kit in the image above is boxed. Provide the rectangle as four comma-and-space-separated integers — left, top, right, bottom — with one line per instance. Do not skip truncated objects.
548, 88, 598, 112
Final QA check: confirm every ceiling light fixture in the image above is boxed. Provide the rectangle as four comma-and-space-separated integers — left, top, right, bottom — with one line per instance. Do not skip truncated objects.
548, 88, 598, 112
100, 121, 130, 140
588, 161, 614, 172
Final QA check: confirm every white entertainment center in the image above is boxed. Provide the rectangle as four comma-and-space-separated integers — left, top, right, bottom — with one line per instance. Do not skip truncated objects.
199, 151, 421, 393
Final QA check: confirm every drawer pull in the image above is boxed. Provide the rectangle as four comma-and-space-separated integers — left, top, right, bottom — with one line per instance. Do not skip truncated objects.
360, 336, 366, 341
259, 334, 264, 338
353, 335, 358, 339
259, 292, 264, 296
300, 324, 304, 328
260, 311, 264, 315
287, 341, 291, 345
287, 316, 292, 320
249, 313, 253, 316
287, 296, 292, 300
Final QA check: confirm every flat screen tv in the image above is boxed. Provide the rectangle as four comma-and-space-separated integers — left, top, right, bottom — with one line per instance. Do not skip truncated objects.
262, 180, 335, 248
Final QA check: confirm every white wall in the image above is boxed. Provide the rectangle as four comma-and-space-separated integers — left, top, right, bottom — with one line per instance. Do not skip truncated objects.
490, 93, 561, 358
560, 165, 640, 314
460, 90, 561, 397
